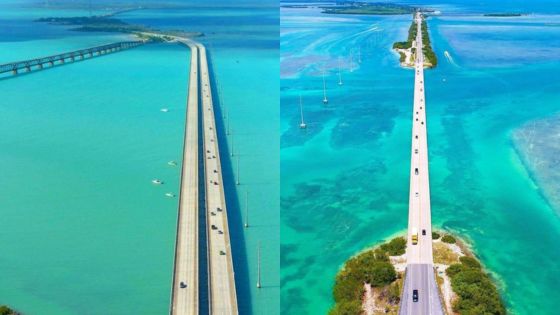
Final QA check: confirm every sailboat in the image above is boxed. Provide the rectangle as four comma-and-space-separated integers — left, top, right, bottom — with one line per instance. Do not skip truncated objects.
299, 95, 307, 129
256, 241, 261, 289
358, 46, 362, 64
337, 58, 343, 86
322, 69, 328, 104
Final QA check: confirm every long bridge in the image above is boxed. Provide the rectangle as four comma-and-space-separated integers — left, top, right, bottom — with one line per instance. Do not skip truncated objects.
170, 38, 200, 315
0, 40, 144, 75
170, 37, 238, 315
1, 31, 238, 314
399, 12, 444, 315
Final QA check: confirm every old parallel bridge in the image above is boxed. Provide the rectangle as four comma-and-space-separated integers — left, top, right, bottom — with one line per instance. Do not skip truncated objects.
0, 40, 145, 75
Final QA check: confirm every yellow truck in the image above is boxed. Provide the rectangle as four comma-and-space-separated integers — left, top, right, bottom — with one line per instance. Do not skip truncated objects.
412, 228, 418, 245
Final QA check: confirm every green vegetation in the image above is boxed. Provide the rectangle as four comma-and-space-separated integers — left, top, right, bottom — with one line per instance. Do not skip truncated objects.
328, 300, 363, 315
441, 235, 456, 244
420, 19, 437, 67
392, 14, 438, 68
0, 306, 18, 315
484, 13, 523, 17
323, 2, 415, 15
330, 238, 401, 314
446, 257, 506, 314
432, 231, 441, 239
387, 280, 402, 304
459, 256, 481, 269
392, 19, 417, 50
380, 236, 406, 256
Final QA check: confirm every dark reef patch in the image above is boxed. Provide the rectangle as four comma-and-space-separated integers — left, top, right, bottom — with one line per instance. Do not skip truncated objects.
330, 103, 399, 148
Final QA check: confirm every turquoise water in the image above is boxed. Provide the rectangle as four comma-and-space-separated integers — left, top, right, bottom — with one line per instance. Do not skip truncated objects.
0, 2, 278, 314
281, 4, 560, 315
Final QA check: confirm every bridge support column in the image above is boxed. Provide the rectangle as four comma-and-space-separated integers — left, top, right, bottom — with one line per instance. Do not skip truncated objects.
49, 61, 54, 67
25, 66, 31, 72
38, 64, 43, 69
12, 69, 18, 75
60, 58, 65, 64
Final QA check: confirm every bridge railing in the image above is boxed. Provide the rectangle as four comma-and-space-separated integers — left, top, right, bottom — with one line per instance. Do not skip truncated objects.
0, 40, 145, 74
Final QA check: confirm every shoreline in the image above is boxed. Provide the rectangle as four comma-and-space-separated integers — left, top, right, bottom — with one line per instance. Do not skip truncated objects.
330, 231, 506, 315
392, 14, 437, 69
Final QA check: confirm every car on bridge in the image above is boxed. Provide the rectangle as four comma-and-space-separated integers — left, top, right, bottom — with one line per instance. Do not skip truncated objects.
413, 289, 419, 302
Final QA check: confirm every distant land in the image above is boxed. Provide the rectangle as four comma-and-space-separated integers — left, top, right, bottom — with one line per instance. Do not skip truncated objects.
322, 2, 416, 15
392, 15, 437, 68
483, 13, 524, 17
35, 15, 202, 38
281, 4, 311, 8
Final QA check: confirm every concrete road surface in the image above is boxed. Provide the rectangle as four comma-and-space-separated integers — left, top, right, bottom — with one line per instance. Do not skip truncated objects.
199, 43, 239, 315
171, 38, 200, 315
399, 12, 444, 315
400, 264, 444, 315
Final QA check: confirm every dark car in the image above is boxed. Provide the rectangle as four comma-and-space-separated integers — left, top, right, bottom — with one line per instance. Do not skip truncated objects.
413, 289, 419, 302
422, 229, 426, 236
180, 282, 187, 289
415, 168, 419, 175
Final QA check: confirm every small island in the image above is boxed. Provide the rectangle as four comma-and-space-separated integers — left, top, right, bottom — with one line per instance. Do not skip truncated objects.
0, 305, 19, 315
393, 15, 437, 68
35, 15, 202, 40
322, 2, 415, 15
329, 232, 506, 315
483, 13, 524, 17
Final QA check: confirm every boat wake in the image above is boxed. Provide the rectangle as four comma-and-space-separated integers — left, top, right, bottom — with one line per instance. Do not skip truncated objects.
444, 50, 459, 67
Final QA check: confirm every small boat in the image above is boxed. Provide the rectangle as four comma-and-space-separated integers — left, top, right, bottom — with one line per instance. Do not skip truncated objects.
299, 95, 307, 129
322, 68, 328, 104
337, 58, 343, 86
165, 192, 175, 197
167, 160, 177, 166
160, 108, 169, 113
152, 179, 163, 185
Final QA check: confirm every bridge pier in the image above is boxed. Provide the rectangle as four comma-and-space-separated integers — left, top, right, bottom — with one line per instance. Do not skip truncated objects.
12, 69, 17, 75
38, 64, 43, 69
49, 61, 54, 67
60, 58, 65, 64
25, 66, 31, 72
